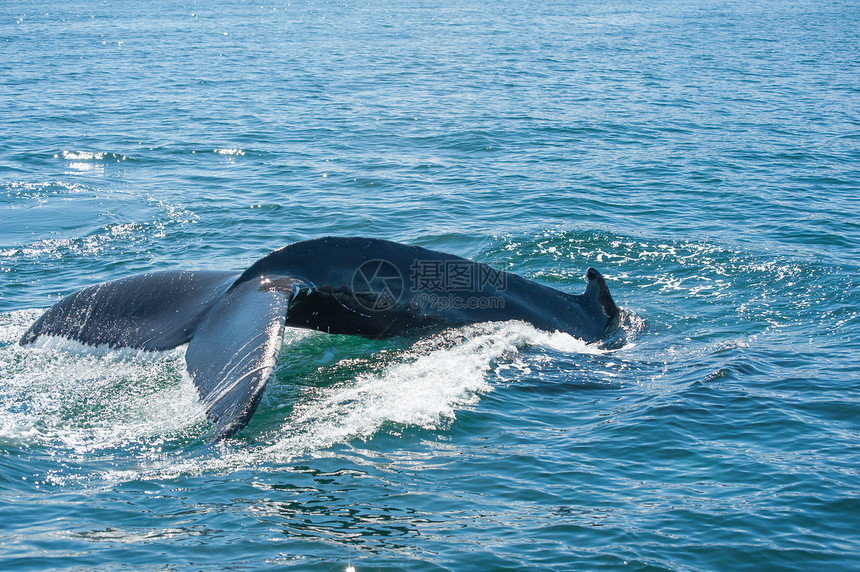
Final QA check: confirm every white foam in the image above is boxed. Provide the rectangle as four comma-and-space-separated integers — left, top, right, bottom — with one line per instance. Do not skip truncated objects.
2, 309, 627, 482
26, 333, 186, 362
0, 310, 205, 452
261, 321, 605, 461
59, 150, 105, 161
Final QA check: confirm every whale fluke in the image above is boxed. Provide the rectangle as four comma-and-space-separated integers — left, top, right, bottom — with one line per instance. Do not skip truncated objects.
20, 237, 619, 439
185, 276, 309, 439
19, 270, 237, 350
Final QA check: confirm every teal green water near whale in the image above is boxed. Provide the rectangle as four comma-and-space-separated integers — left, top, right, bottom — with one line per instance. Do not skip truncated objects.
1, 0, 858, 570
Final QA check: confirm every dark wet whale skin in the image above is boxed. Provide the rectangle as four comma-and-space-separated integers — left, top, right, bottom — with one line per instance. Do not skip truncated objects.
249, 237, 618, 340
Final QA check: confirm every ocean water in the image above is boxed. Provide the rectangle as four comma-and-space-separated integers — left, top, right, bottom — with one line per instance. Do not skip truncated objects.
1, 0, 859, 569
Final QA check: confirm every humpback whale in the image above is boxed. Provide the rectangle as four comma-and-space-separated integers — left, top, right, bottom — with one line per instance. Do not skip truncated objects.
19, 237, 619, 439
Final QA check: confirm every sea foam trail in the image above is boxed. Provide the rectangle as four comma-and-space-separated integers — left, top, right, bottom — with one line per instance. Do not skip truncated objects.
2, 309, 617, 481
261, 321, 606, 461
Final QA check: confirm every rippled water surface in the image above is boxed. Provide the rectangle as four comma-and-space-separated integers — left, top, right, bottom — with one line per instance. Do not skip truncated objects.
1, 0, 859, 570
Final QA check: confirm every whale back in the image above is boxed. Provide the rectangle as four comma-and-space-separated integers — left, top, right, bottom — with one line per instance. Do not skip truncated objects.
235, 236, 619, 340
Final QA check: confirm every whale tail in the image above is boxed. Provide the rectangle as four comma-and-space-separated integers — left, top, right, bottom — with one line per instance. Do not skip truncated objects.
184, 276, 311, 439
20, 238, 621, 440
18, 269, 311, 439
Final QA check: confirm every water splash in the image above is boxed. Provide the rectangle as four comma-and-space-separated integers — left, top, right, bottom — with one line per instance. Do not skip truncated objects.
257, 322, 608, 462
1, 309, 629, 484
0, 310, 205, 453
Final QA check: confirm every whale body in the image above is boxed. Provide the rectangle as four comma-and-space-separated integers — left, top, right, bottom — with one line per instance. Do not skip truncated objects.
20, 237, 619, 439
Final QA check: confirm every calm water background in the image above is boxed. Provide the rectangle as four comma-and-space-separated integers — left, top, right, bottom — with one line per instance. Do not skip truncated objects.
1, 0, 859, 570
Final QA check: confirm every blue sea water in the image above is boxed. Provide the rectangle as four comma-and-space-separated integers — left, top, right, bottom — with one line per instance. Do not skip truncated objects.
1, 0, 859, 569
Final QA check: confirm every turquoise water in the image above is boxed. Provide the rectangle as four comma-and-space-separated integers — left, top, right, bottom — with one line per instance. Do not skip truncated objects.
1, 0, 859, 569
